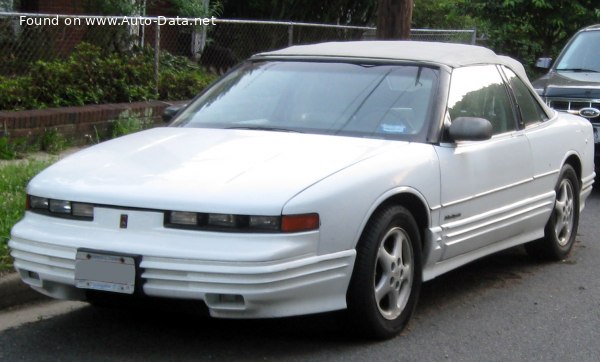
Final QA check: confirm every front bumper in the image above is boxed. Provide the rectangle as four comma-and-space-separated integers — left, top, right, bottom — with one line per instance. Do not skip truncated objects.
9, 209, 356, 318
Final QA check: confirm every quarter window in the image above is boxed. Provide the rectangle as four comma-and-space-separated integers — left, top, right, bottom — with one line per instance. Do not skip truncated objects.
448, 65, 516, 135
502, 67, 548, 126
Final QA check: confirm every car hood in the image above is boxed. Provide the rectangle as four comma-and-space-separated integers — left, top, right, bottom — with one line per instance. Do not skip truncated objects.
28, 127, 403, 214
533, 71, 600, 98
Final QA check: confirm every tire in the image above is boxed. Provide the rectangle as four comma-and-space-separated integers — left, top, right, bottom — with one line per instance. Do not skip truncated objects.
346, 205, 422, 340
525, 164, 580, 261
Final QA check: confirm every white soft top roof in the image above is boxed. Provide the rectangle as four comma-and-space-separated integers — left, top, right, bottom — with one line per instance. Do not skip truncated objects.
258, 40, 530, 84
257, 41, 549, 114
259, 41, 506, 68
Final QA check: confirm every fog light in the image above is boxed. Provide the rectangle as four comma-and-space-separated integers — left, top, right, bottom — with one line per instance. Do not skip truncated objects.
218, 294, 244, 305
205, 293, 245, 309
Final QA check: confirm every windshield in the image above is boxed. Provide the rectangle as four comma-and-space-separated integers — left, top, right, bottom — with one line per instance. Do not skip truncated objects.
555, 31, 600, 73
172, 61, 439, 140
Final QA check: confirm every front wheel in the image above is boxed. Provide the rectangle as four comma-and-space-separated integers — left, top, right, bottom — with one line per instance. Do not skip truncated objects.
525, 164, 580, 260
346, 205, 422, 340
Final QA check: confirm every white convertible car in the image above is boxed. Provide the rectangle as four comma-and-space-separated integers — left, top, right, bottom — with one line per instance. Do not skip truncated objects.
10, 41, 595, 339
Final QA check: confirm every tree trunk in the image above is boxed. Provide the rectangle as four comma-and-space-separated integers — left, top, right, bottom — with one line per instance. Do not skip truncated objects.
376, 0, 413, 40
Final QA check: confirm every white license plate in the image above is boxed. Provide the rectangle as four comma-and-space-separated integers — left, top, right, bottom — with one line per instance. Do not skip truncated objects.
594, 126, 600, 144
75, 251, 136, 294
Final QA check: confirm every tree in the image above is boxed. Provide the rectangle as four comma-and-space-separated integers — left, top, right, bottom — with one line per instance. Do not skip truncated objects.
170, 0, 223, 18
412, 0, 476, 29
376, 0, 413, 39
220, 0, 376, 25
169, 0, 223, 60
459, 0, 600, 71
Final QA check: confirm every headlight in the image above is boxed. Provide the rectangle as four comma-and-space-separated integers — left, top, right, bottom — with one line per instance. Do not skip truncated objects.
249, 215, 280, 231
207, 213, 244, 228
165, 211, 319, 233
27, 195, 94, 221
169, 211, 200, 225
49, 199, 71, 214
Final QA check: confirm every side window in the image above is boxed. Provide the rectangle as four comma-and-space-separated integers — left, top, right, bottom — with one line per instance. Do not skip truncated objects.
448, 65, 516, 135
502, 67, 548, 126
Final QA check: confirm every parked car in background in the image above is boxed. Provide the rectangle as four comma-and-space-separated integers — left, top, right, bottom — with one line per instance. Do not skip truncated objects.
533, 24, 600, 160
10, 41, 595, 339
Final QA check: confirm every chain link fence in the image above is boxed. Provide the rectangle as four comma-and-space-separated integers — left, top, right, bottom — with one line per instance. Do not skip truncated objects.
0, 12, 476, 77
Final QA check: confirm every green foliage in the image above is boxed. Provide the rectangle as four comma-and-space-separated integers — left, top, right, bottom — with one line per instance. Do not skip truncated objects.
171, 0, 223, 18
83, 0, 147, 15
160, 69, 217, 100
0, 76, 40, 111
458, 0, 600, 73
0, 43, 213, 111
0, 137, 16, 160
221, 0, 376, 25
80, 0, 153, 53
37, 129, 70, 155
29, 43, 155, 108
153, 45, 218, 99
110, 112, 146, 138
0, 136, 33, 160
0, 160, 52, 271
412, 0, 477, 29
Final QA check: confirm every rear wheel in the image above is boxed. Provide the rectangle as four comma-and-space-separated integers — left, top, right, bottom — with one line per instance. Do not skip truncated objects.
346, 205, 422, 340
525, 164, 580, 260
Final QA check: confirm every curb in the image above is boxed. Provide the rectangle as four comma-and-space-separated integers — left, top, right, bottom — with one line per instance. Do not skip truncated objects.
0, 272, 49, 310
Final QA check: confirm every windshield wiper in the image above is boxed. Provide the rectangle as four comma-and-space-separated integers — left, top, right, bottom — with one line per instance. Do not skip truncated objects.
226, 126, 302, 133
556, 68, 599, 73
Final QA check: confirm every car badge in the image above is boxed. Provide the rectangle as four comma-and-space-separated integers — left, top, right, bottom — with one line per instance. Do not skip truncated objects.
579, 107, 600, 118
120, 214, 129, 229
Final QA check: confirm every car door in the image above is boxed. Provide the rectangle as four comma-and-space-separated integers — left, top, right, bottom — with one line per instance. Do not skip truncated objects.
501, 66, 568, 193
434, 65, 537, 261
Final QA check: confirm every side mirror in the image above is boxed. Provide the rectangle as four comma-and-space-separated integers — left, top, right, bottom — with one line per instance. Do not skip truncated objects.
448, 117, 492, 142
162, 104, 186, 122
535, 57, 552, 69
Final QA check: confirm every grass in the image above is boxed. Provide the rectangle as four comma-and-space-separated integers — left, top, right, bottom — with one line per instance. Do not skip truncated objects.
0, 160, 53, 271
1, 128, 70, 161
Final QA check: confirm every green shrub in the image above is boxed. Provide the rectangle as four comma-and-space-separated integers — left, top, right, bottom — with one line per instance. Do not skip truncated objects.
0, 43, 214, 111
0, 136, 36, 160
159, 69, 217, 100
29, 43, 155, 108
0, 76, 39, 111
37, 129, 70, 155
110, 112, 147, 138
0, 136, 16, 160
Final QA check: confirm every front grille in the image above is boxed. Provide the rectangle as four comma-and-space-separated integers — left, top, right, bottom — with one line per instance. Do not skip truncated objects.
545, 98, 600, 122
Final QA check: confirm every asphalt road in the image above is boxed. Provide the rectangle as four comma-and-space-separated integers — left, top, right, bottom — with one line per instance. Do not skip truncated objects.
1, 190, 600, 361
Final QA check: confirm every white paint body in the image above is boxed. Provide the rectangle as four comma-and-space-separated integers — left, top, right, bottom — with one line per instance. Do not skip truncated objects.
9, 41, 595, 319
